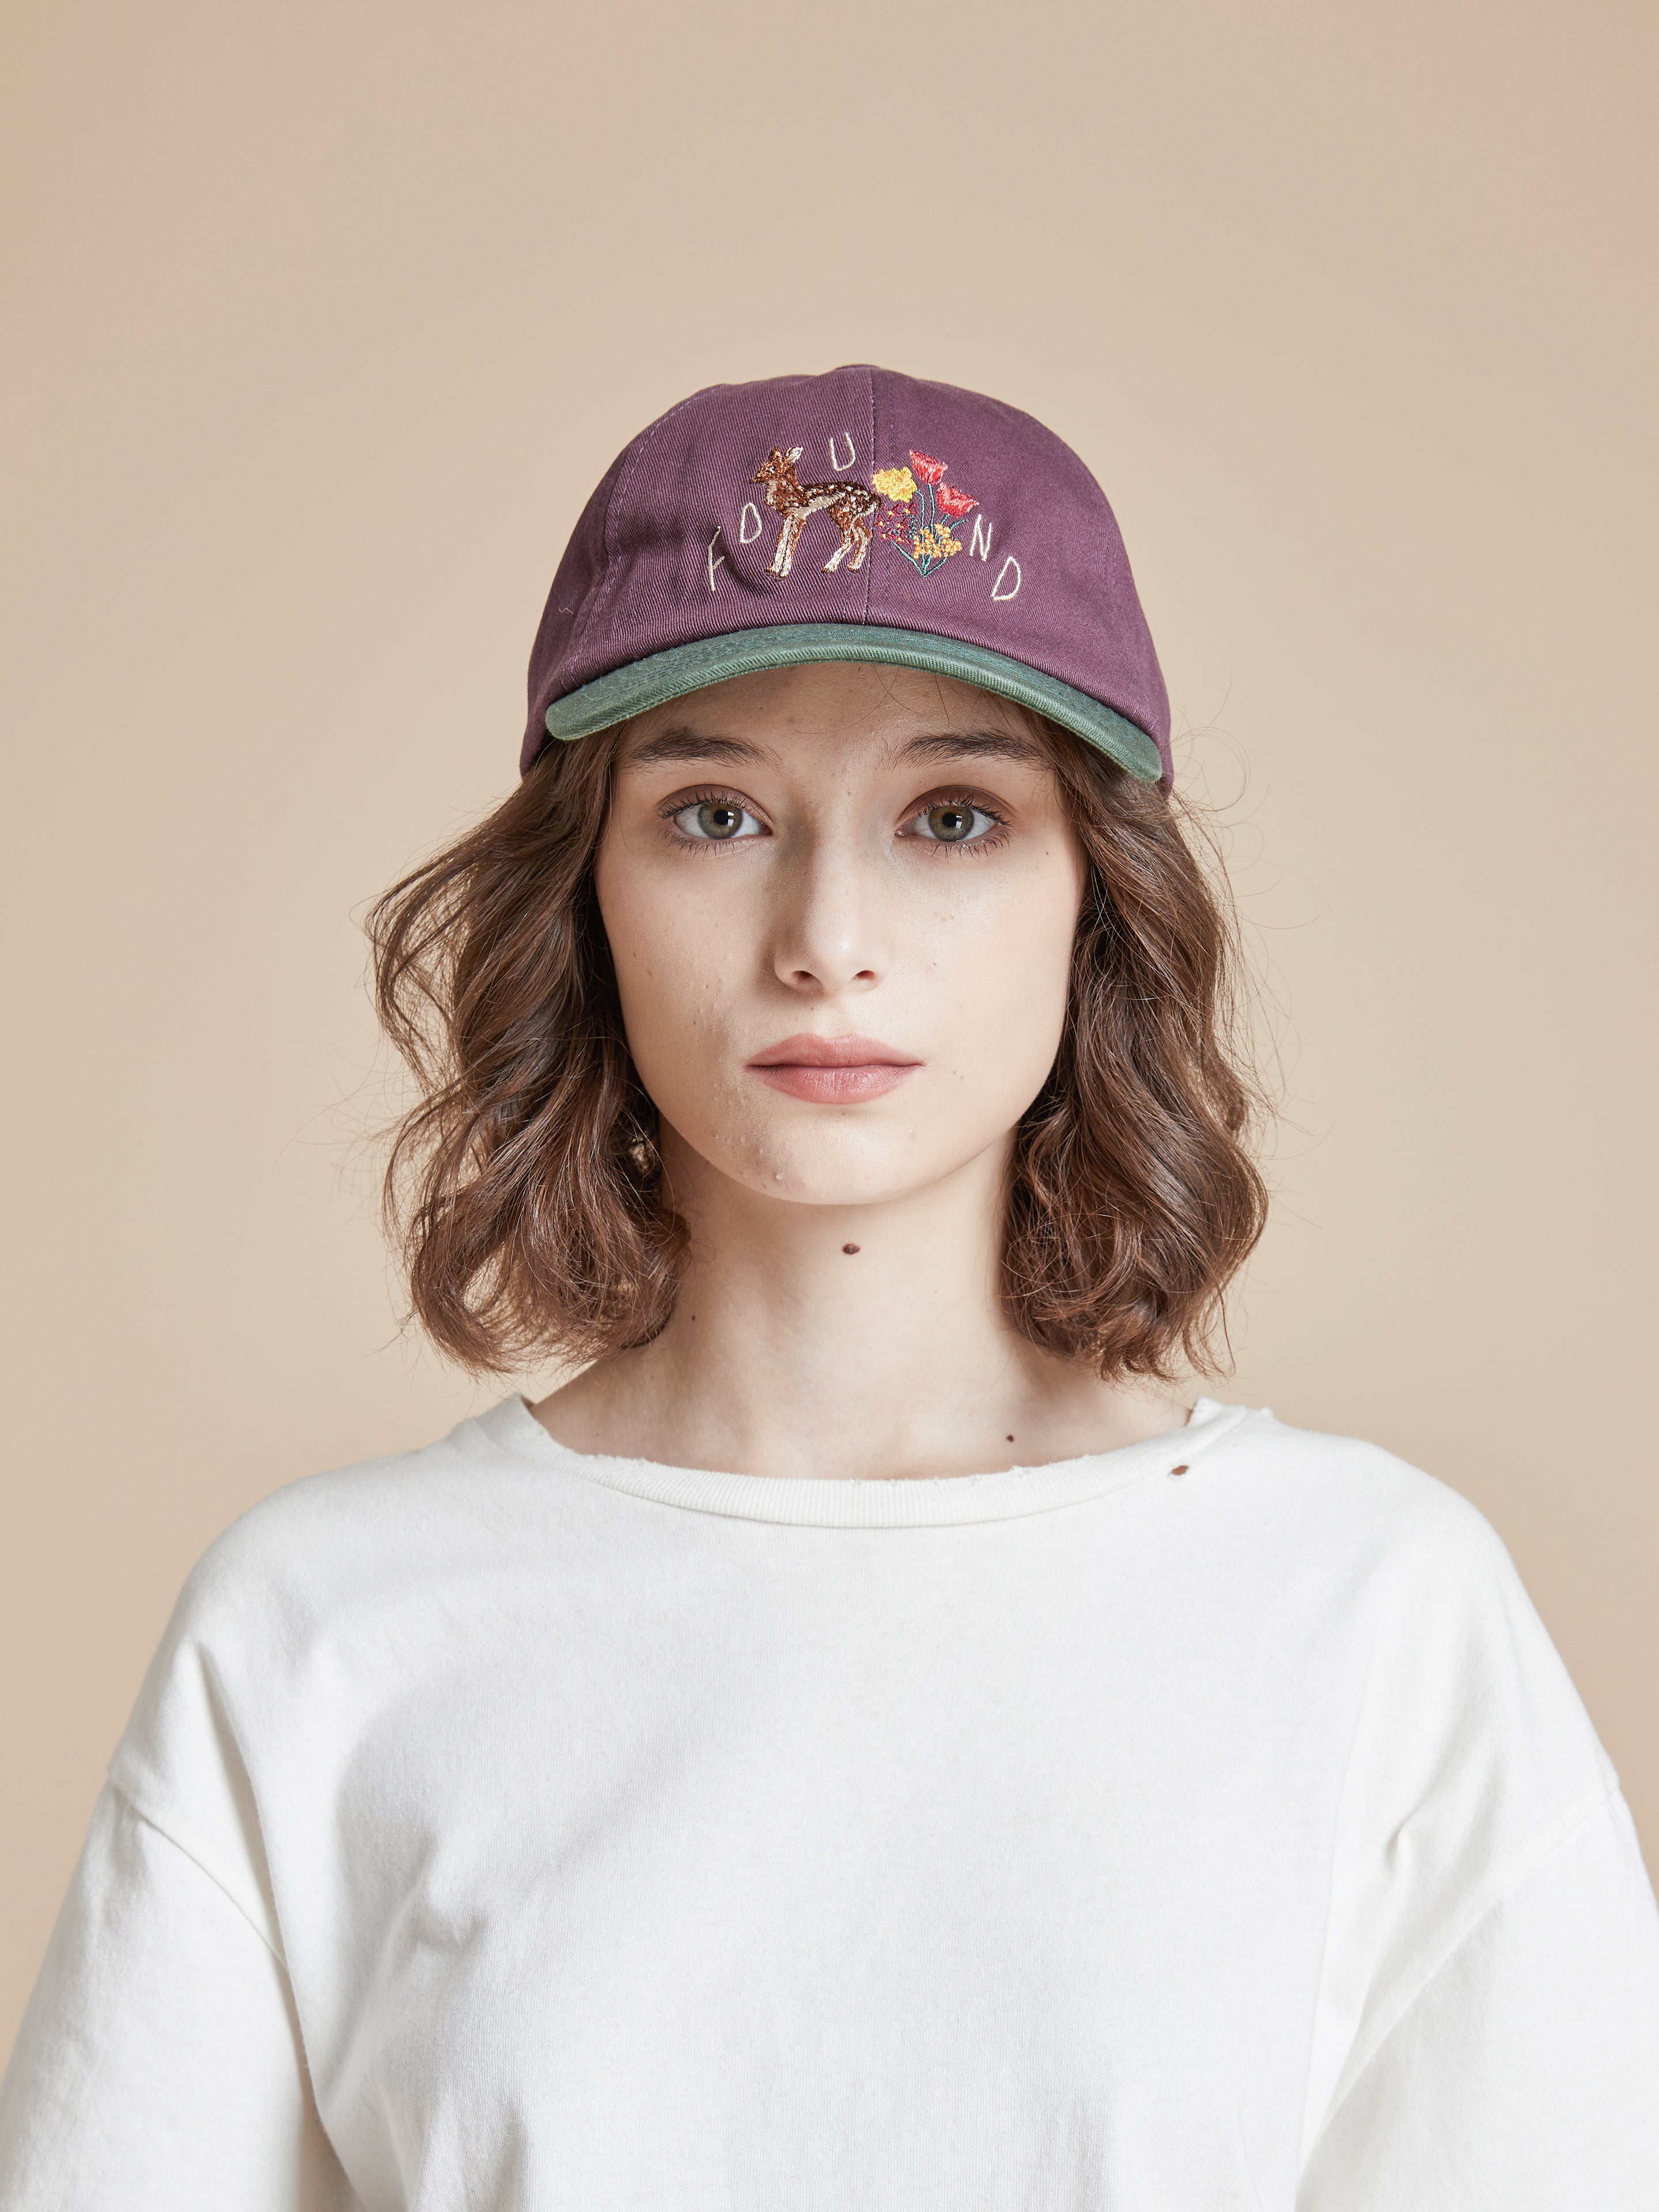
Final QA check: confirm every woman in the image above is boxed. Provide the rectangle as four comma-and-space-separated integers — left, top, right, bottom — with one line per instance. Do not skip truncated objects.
3, 365, 1657, 2206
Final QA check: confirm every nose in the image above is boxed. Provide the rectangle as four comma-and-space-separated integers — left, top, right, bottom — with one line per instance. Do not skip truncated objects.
768, 831, 889, 998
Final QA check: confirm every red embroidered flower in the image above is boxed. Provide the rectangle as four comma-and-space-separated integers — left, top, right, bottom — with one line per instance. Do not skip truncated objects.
936, 483, 978, 518
908, 450, 946, 485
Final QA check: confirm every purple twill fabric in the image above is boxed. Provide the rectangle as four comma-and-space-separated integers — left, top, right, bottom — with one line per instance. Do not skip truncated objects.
522, 364, 1172, 782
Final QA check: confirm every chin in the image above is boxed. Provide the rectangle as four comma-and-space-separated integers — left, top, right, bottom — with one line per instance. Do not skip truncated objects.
736, 1143, 934, 1210
672, 1118, 951, 1211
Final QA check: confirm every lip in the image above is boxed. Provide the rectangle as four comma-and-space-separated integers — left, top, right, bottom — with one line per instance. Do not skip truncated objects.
747, 1032, 922, 1104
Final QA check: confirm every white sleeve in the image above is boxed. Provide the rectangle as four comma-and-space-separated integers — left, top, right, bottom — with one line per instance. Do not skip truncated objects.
0, 1782, 355, 2211
1298, 1789, 1659, 2209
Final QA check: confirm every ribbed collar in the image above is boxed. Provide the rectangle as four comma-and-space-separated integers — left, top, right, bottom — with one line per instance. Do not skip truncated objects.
471, 1392, 1255, 1529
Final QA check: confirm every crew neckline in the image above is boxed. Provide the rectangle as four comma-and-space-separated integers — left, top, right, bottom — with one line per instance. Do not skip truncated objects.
471, 1392, 1257, 1529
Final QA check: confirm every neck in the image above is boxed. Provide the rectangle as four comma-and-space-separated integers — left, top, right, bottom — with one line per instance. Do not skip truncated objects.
533, 1133, 1187, 1480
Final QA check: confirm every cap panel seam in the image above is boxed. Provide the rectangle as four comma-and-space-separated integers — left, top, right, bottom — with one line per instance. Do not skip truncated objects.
858, 364, 876, 624
528, 441, 631, 734
571, 384, 725, 679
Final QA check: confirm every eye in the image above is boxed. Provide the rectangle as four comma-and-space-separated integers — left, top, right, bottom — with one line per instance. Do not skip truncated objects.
669, 798, 765, 843
904, 798, 1002, 845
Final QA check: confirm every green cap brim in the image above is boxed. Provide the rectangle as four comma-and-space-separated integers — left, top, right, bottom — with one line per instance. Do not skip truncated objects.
541, 623, 1164, 783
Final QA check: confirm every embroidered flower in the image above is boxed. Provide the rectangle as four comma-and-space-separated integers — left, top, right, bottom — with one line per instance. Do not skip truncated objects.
872, 452, 980, 575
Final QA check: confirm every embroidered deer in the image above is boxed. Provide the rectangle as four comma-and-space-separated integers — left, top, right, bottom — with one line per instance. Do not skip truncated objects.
753, 448, 880, 577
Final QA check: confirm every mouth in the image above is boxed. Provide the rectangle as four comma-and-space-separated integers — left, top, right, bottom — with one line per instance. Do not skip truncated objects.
746, 1032, 922, 1104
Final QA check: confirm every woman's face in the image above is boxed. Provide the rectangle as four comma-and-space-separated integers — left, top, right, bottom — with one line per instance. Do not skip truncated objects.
594, 661, 1088, 1210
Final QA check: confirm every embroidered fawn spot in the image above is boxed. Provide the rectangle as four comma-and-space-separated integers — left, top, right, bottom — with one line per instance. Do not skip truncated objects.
872, 450, 980, 577
753, 447, 880, 577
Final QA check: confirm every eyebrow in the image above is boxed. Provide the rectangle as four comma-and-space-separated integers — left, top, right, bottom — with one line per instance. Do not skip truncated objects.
896, 730, 1048, 767
622, 729, 769, 770
623, 726, 1044, 772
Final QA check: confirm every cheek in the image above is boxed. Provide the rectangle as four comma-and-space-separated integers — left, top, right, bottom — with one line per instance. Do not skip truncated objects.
926, 849, 1082, 1100
594, 835, 743, 1095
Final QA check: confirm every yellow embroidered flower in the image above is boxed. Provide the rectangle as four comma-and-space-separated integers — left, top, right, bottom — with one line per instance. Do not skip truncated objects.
872, 465, 916, 505
911, 524, 962, 562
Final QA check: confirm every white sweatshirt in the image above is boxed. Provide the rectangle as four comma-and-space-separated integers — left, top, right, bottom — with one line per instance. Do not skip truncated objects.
2, 1395, 1657, 2209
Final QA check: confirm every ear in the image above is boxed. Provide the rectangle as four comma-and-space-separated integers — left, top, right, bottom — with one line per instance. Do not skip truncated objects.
786, 446, 804, 463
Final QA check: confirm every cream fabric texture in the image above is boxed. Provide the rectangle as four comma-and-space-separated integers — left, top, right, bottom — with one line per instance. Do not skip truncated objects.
3, 1396, 1657, 2208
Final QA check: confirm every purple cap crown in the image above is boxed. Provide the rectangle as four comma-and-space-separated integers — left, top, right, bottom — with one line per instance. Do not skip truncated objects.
523, 365, 1171, 785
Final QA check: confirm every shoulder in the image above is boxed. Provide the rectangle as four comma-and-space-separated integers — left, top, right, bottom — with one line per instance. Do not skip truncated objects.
163, 1396, 552, 1651
110, 1399, 558, 1826
1199, 1401, 1517, 1582
1201, 1403, 1616, 1800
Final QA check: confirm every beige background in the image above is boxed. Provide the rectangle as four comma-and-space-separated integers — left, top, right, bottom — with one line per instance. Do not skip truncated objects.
3, 0, 1654, 2059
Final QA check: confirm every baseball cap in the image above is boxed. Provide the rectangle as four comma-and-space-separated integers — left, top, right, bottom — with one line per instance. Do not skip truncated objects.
521, 365, 1172, 786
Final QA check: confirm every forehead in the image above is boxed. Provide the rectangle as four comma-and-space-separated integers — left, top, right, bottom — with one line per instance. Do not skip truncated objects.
617, 660, 1051, 774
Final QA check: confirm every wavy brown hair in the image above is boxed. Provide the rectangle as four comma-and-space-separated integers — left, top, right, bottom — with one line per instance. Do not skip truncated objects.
369, 715, 1268, 1380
